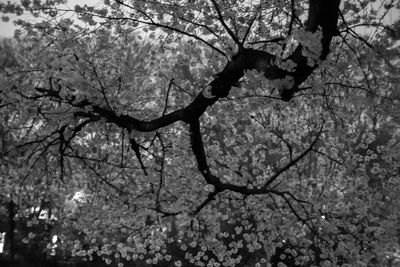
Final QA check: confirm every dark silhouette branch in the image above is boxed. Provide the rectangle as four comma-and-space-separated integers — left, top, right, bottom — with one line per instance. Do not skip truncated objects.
62, 0, 341, 134
263, 121, 324, 188
210, 0, 242, 47
127, 131, 148, 176
241, 9, 259, 46
29, 0, 341, 201
247, 37, 285, 45
192, 190, 219, 215
188, 117, 324, 200
113, 0, 228, 57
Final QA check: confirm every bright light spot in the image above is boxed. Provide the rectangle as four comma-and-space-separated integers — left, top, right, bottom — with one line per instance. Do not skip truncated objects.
0, 232, 5, 253
50, 235, 58, 256
72, 191, 86, 202
321, 215, 326, 219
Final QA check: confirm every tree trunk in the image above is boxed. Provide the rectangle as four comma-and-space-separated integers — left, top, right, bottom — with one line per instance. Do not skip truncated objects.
5, 200, 15, 259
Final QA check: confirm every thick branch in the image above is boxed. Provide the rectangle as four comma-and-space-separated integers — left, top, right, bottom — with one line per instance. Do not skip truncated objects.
72, 0, 341, 133
31, 1, 341, 198
188, 118, 323, 197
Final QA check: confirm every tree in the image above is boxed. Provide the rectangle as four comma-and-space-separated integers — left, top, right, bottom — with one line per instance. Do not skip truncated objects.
0, 0, 400, 266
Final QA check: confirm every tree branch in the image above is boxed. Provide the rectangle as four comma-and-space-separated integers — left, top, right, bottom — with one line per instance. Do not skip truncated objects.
209, 0, 242, 47
65, 1, 341, 135
192, 191, 219, 215
263, 121, 324, 188
127, 131, 148, 176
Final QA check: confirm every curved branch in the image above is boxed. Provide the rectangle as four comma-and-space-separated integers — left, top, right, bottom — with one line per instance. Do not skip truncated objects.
188, 118, 323, 197
72, 0, 341, 132
192, 190, 219, 215
30, 1, 341, 195
263, 121, 324, 188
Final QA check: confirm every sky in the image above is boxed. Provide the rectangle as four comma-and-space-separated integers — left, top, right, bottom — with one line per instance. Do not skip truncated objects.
0, 1, 399, 38
0, 0, 100, 38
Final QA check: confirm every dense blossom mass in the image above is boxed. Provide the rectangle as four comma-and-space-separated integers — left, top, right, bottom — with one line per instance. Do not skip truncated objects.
0, 0, 400, 266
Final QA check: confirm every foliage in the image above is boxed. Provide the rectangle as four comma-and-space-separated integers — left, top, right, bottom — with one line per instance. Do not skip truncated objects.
1, 0, 400, 266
